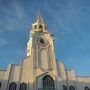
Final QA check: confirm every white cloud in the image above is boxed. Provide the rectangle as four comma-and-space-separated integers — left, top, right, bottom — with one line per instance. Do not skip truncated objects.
0, 1, 26, 31
11, 2, 25, 20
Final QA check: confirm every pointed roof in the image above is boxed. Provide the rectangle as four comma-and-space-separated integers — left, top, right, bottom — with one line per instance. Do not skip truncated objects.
32, 10, 48, 32
34, 10, 45, 25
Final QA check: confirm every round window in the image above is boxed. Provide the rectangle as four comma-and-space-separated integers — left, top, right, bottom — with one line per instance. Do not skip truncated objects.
39, 38, 45, 44
37, 38, 49, 47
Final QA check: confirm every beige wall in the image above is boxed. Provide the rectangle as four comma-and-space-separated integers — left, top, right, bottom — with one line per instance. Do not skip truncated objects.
66, 69, 76, 81
8, 65, 20, 83
20, 57, 33, 83
56, 61, 66, 80
1, 22, 90, 90
0, 70, 6, 80
1, 55, 90, 90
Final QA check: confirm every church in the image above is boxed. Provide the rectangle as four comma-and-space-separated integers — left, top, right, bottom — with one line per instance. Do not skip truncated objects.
0, 13, 90, 90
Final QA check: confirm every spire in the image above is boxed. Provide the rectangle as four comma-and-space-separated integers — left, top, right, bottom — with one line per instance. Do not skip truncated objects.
32, 10, 47, 32
36, 9, 45, 25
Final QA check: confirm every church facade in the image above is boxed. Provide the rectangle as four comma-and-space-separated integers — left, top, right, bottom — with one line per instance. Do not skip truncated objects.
0, 14, 90, 90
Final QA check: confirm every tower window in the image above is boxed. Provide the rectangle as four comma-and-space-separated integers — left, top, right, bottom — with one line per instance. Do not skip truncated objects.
19, 83, 27, 90
39, 24, 43, 32
69, 85, 75, 90
37, 38, 49, 47
63, 85, 67, 90
9, 82, 17, 90
43, 75, 55, 90
39, 24, 43, 29
39, 38, 45, 44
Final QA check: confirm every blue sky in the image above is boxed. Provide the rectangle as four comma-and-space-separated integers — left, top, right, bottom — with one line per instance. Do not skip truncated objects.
0, 0, 90, 76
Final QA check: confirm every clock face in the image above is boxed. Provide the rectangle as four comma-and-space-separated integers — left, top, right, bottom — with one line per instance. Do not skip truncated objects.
37, 38, 49, 47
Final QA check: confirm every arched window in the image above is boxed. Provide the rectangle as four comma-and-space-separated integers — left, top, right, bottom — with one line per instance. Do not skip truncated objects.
69, 85, 75, 90
63, 85, 67, 90
19, 83, 27, 90
85, 87, 90, 90
43, 75, 55, 90
39, 24, 43, 32
9, 82, 17, 90
0, 82, 1, 88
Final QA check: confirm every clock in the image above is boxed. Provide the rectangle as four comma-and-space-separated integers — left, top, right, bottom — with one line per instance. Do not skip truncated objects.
37, 38, 49, 47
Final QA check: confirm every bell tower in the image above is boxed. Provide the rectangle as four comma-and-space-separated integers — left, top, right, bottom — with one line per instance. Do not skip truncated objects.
26, 12, 57, 73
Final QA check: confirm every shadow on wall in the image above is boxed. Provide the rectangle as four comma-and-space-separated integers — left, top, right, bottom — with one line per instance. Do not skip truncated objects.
0, 78, 90, 90
61, 80, 90, 90
0, 79, 33, 90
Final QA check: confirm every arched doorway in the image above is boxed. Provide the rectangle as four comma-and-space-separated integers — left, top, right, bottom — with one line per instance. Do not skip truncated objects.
85, 87, 90, 90
69, 85, 75, 90
43, 75, 55, 90
9, 82, 17, 90
19, 83, 27, 90
0, 82, 1, 88
63, 85, 67, 90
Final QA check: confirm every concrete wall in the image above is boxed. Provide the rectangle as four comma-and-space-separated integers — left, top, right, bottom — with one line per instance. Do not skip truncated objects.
20, 57, 33, 83
0, 70, 6, 80
56, 61, 66, 80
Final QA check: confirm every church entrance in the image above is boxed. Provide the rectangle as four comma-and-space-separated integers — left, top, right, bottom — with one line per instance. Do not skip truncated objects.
43, 75, 55, 90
